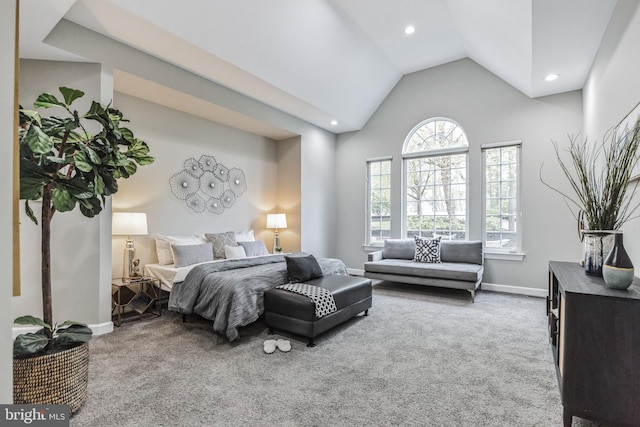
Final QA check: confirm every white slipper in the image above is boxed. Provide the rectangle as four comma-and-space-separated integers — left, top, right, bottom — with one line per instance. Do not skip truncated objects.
276, 339, 291, 352
263, 339, 277, 354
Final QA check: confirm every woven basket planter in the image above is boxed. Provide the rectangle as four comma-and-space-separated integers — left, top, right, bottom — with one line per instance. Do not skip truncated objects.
13, 342, 89, 414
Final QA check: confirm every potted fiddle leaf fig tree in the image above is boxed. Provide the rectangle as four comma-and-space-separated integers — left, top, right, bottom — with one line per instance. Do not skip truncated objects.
14, 87, 154, 412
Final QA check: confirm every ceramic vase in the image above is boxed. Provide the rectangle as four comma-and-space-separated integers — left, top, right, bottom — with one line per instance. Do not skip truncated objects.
602, 232, 634, 289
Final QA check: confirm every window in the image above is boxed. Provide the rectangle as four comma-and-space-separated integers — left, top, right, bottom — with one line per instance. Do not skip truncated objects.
367, 157, 391, 245
482, 141, 521, 253
403, 118, 468, 239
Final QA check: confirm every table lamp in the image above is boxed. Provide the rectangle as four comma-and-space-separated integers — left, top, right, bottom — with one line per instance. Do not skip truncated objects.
112, 212, 148, 278
266, 213, 287, 253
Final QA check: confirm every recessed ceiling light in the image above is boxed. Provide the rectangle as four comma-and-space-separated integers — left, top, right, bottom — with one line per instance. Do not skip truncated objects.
545, 74, 559, 82
330, 120, 338, 126
404, 25, 415, 35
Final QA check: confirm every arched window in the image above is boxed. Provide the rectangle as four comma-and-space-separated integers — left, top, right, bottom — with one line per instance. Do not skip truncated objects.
403, 118, 468, 239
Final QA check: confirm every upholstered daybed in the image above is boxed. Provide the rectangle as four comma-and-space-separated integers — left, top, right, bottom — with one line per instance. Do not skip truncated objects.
364, 238, 484, 302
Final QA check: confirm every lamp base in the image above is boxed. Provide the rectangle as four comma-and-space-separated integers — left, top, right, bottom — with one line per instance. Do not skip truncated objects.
123, 239, 140, 278
273, 230, 280, 254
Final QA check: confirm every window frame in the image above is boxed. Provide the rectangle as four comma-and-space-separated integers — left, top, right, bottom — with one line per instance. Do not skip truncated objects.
481, 140, 523, 256
402, 118, 469, 240
365, 156, 392, 247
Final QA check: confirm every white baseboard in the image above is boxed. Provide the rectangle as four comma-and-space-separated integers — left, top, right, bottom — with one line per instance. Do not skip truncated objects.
348, 268, 365, 276
347, 268, 546, 298
13, 321, 114, 339
480, 282, 547, 298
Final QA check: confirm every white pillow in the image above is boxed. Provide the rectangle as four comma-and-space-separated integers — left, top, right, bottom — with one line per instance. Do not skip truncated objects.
155, 233, 207, 265
235, 229, 255, 242
224, 244, 247, 259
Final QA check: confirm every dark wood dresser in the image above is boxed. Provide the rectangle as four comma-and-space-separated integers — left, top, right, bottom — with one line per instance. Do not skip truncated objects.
548, 261, 640, 427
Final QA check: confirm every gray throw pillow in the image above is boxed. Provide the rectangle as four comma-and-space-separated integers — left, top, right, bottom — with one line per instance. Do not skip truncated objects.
238, 241, 269, 257
205, 231, 237, 259
171, 243, 214, 268
285, 253, 323, 283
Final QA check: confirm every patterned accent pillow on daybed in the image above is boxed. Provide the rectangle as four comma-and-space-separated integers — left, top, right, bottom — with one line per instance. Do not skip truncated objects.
413, 235, 441, 263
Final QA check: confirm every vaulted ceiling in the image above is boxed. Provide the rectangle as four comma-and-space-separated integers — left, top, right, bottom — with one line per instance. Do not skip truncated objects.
20, 0, 618, 134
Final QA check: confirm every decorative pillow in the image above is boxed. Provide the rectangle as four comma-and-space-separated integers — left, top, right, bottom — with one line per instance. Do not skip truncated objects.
171, 243, 214, 268
156, 234, 207, 265
413, 236, 442, 263
238, 241, 269, 257
285, 253, 323, 283
224, 244, 247, 259
205, 232, 237, 259
235, 229, 255, 242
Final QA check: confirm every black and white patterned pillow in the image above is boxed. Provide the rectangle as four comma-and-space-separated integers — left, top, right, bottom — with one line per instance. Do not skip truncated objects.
413, 236, 441, 263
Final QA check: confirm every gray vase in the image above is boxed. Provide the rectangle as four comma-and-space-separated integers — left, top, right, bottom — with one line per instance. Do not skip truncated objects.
602, 233, 634, 289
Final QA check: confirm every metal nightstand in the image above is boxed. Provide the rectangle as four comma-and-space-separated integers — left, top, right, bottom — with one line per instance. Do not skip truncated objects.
111, 277, 161, 327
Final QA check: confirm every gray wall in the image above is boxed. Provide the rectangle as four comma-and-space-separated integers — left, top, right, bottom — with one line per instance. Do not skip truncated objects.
1, 0, 16, 404
583, 0, 640, 273
111, 92, 280, 272
335, 58, 584, 291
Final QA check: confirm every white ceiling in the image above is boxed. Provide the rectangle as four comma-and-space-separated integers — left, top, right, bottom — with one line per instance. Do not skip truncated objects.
19, 0, 618, 135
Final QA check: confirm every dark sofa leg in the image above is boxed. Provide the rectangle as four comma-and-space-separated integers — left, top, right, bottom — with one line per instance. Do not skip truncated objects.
307, 338, 316, 348
268, 326, 274, 335
364, 309, 368, 316
182, 314, 187, 323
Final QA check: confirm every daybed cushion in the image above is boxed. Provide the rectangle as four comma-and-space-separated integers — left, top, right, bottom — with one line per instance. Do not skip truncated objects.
364, 259, 482, 282
440, 240, 483, 265
285, 253, 323, 283
382, 239, 415, 260
171, 242, 214, 268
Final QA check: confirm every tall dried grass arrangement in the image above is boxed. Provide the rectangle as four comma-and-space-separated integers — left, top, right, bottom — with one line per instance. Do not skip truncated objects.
541, 116, 640, 231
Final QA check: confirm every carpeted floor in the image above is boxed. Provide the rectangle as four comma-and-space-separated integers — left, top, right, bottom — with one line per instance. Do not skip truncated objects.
71, 282, 605, 427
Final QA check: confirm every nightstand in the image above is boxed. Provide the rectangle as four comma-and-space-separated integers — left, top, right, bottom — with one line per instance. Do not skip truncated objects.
111, 277, 161, 327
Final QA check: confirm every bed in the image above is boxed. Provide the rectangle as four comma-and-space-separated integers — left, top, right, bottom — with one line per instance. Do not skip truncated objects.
164, 253, 348, 341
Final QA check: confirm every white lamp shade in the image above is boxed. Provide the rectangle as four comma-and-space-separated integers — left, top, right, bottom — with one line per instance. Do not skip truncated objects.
266, 213, 287, 229
112, 212, 148, 236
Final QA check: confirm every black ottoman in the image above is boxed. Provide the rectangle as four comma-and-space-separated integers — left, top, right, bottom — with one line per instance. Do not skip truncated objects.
264, 275, 372, 347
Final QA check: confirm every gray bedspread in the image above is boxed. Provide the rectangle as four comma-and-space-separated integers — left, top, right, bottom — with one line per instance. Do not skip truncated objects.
168, 253, 348, 341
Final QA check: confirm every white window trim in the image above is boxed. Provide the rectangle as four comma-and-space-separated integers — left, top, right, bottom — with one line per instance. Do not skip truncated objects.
481, 140, 523, 256
365, 156, 392, 247
401, 118, 470, 239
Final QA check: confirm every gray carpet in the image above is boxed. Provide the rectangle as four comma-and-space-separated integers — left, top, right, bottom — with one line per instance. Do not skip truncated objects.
71, 282, 605, 427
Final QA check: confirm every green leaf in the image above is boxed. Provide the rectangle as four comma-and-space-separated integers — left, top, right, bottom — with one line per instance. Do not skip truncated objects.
59, 87, 85, 106
34, 93, 65, 109
24, 125, 54, 154
51, 187, 76, 212
14, 331, 49, 357
94, 174, 105, 195
14, 315, 51, 330
20, 109, 42, 126
73, 151, 93, 172
85, 146, 102, 165
24, 200, 38, 225
78, 197, 103, 217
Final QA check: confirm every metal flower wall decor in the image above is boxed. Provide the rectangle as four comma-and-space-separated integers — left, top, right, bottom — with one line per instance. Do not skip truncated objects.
170, 155, 247, 214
